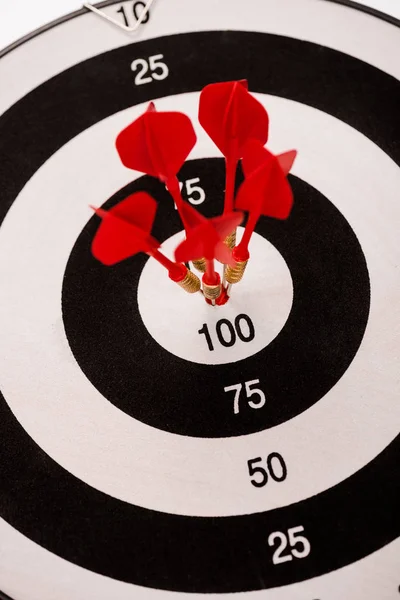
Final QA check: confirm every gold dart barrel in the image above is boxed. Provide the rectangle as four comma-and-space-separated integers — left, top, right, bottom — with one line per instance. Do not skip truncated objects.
203, 282, 221, 300
224, 229, 237, 250
225, 259, 248, 284
217, 230, 237, 264
192, 257, 206, 272
177, 269, 201, 293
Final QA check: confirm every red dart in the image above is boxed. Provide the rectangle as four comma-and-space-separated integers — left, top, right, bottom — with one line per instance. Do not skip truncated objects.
115, 103, 197, 231
199, 80, 269, 214
234, 140, 297, 262
91, 191, 190, 284
175, 202, 243, 288
242, 140, 297, 177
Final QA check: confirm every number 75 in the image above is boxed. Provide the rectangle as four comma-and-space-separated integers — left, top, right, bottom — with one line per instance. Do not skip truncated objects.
224, 379, 266, 414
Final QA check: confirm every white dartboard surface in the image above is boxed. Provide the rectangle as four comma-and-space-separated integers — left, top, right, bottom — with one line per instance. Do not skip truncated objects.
0, 1, 399, 600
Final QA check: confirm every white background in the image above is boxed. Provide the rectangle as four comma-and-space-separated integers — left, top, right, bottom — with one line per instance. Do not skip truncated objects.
0, 0, 399, 52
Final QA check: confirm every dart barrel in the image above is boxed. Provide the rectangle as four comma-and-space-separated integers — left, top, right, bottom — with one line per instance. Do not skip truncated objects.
177, 269, 201, 293
216, 230, 237, 264
224, 229, 237, 250
225, 259, 249, 284
192, 257, 206, 272
202, 282, 222, 300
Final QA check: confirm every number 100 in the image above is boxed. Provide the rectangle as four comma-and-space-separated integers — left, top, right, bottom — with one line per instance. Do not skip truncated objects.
198, 314, 255, 351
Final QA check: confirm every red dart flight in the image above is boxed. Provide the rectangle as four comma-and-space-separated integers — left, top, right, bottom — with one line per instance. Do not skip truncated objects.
91, 191, 190, 284
91, 192, 160, 265
234, 140, 297, 262
242, 140, 297, 179
115, 103, 197, 231
199, 80, 269, 213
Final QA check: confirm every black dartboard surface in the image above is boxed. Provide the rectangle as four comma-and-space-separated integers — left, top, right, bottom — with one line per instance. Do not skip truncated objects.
0, 1, 399, 599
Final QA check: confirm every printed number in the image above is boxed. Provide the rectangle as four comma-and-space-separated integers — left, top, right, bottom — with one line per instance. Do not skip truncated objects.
182, 178, 206, 205
174, 178, 206, 208
117, 1, 150, 27
198, 314, 255, 351
247, 453, 287, 487
216, 319, 236, 347
268, 526, 311, 564
131, 54, 169, 85
224, 380, 266, 414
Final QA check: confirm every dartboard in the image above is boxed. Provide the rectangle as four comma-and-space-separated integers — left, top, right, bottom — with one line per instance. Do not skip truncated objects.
0, 0, 399, 598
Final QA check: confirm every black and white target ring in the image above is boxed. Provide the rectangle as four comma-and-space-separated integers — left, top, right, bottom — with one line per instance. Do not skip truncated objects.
0, 1, 399, 599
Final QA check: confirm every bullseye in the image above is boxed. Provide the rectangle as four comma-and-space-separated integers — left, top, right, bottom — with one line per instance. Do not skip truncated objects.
138, 228, 293, 365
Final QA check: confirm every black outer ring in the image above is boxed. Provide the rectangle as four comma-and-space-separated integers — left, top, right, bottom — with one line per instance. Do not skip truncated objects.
62, 161, 370, 437
1, 395, 399, 592
0, 13, 399, 597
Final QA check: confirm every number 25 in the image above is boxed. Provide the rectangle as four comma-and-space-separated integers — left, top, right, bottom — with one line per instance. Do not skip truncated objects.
131, 54, 169, 85
268, 526, 311, 564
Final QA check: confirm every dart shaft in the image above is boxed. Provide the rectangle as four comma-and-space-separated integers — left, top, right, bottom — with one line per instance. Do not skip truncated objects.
150, 248, 178, 273
204, 258, 218, 285
151, 249, 201, 292
236, 210, 259, 257
224, 157, 237, 214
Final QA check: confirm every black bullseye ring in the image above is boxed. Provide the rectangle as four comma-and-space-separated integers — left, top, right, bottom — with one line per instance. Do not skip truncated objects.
62, 158, 370, 437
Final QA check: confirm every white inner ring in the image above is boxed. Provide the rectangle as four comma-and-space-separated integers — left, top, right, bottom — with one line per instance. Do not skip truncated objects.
0, 93, 399, 516
138, 229, 293, 365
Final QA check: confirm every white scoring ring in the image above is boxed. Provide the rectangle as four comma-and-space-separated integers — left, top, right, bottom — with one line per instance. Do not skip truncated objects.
0, 93, 399, 517
137, 229, 294, 365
